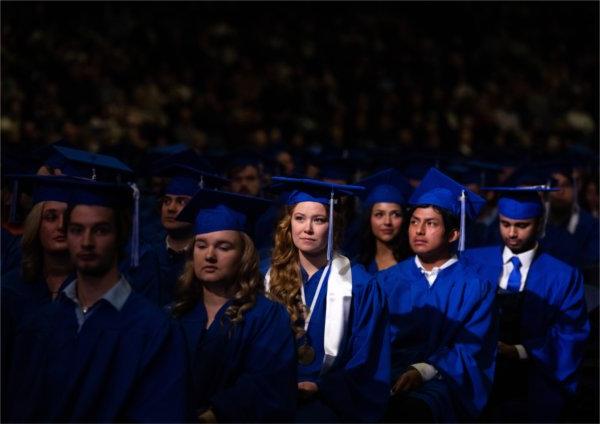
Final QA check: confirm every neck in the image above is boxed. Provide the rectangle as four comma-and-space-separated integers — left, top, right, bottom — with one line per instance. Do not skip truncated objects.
76, 265, 120, 309
202, 282, 233, 308
298, 250, 328, 279
375, 239, 396, 260
417, 250, 453, 271
166, 233, 193, 252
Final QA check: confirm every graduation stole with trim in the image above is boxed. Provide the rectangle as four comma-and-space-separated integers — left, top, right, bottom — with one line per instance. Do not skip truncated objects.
265, 253, 353, 374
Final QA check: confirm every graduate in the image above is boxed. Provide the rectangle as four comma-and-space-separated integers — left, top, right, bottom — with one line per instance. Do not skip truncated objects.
151, 161, 229, 306
462, 186, 590, 422
172, 188, 297, 423
263, 176, 391, 423
354, 168, 412, 274
378, 167, 497, 422
27, 144, 164, 304
5, 177, 188, 422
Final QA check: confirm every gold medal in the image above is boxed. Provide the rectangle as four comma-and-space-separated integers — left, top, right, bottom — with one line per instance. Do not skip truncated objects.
297, 344, 316, 365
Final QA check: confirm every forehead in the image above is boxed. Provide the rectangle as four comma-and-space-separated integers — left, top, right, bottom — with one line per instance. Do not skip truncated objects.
411, 206, 443, 220
234, 165, 259, 177
292, 201, 327, 215
499, 214, 537, 225
69, 205, 115, 224
164, 193, 192, 200
42, 200, 68, 212
195, 230, 241, 243
371, 202, 402, 212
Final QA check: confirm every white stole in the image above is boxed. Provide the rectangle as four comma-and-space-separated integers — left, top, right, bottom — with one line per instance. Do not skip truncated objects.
264, 253, 353, 373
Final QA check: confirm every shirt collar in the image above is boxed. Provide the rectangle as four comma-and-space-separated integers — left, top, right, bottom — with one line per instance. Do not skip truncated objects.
502, 243, 538, 269
62, 276, 132, 311
165, 236, 192, 254
414, 255, 458, 274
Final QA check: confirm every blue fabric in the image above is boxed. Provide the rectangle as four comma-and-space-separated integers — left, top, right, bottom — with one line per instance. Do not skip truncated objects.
287, 190, 329, 205
377, 257, 497, 420
5, 291, 189, 422
1, 228, 21, 276
194, 205, 246, 234
541, 209, 599, 271
177, 294, 297, 422
409, 168, 486, 219
357, 168, 412, 209
507, 256, 522, 292
152, 239, 188, 306
165, 176, 201, 196
462, 246, 590, 421
288, 260, 391, 422
498, 196, 543, 219
119, 242, 162, 306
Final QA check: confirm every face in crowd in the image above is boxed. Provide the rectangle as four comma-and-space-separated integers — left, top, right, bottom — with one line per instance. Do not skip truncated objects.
291, 201, 329, 257
66, 205, 120, 277
408, 206, 458, 261
370, 202, 403, 244
39, 201, 68, 254
161, 194, 192, 232
193, 230, 243, 284
499, 215, 539, 254
230, 165, 261, 196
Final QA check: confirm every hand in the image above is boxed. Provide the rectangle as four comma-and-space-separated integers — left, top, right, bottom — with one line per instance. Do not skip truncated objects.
391, 368, 423, 395
298, 381, 319, 401
497, 341, 520, 360
197, 408, 217, 423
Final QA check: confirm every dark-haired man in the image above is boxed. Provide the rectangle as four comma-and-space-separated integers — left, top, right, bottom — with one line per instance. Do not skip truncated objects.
379, 168, 497, 422
463, 187, 589, 422
6, 178, 188, 422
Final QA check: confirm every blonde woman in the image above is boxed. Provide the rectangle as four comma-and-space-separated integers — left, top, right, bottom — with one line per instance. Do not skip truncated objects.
263, 177, 391, 422
172, 188, 297, 423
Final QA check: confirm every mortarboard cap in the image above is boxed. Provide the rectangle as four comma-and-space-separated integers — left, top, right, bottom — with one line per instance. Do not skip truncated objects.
269, 176, 364, 260
177, 189, 273, 236
357, 168, 413, 208
480, 186, 559, 220
38, 145, 133, 182
5, 174, 72, 205
409, 167, 486, 251
154, 162, 230, 196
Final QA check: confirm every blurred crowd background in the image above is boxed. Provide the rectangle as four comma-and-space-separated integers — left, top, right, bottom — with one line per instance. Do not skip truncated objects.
2, 3, 598, 184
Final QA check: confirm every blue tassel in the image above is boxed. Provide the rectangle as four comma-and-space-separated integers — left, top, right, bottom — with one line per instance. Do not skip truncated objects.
326, 189, 334, 262
458, 190, 466, 252
129, 182, 140, 268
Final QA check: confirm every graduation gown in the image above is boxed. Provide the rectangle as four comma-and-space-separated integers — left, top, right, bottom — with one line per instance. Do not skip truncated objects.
177, 294, 297, 422
119, 241, 162, 305
1, 228, 21, 276
152, 239, 188, 306
377, 257, 497, 421
267, 257, 391, 422
6, 289, 188, 422
462, 246, 590, 421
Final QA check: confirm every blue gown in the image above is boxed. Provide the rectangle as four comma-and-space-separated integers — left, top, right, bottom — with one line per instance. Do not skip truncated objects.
6, 289, 188, 422
119, 241, 162, 305
377, 257, 497, 421
462, 246, 590, 421
1, 228, 21, 276
286, 261, 391, 422
177, 294, 297, 422
152, 238, 188, 306
541, 209, 599, 273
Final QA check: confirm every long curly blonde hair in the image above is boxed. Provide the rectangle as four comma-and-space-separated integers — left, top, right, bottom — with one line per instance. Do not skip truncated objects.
171, 231, 262, 326
267, 204, 344, 337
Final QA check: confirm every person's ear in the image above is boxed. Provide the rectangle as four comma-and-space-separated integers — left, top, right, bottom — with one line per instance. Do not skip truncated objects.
447, 228, 460, 244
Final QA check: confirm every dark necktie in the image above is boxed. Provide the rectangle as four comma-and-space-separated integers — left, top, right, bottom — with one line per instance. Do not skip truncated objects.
507, 256, 522, 292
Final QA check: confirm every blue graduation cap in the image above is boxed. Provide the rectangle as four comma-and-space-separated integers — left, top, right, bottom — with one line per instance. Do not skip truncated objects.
37, 145, 133, 182
356, 168, 413, 209
410, 168, 486, 251
269, 176, 365, 261
155, 163, 230, 196
4, 174, 72, 205
176, 189, 273, 236
481, 186, 559, 220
